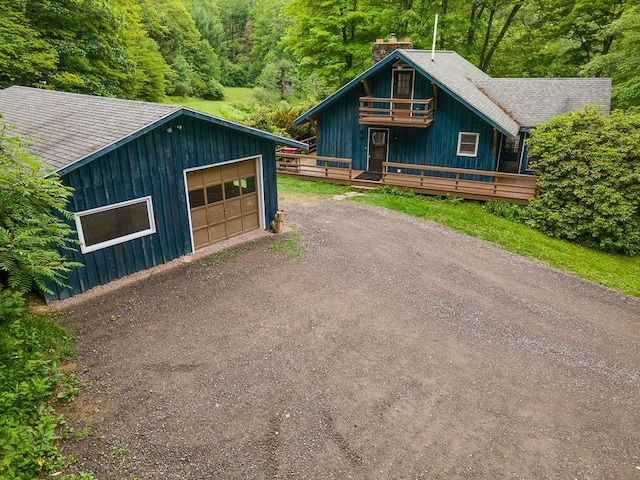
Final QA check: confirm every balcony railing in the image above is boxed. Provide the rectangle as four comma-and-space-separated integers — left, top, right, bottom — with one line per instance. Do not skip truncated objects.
359, 96, 434, 127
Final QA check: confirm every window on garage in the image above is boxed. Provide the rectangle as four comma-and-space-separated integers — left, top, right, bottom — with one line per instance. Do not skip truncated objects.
75, 196, 156, 253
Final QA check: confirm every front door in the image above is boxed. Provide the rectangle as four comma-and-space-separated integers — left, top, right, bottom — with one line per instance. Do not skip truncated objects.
368, 128, 389, 173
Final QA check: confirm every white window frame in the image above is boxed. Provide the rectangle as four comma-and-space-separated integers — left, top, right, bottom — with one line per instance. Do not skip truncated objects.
457, 132, 479, 157
391, 67, 415, 115
74, 196, 156, 254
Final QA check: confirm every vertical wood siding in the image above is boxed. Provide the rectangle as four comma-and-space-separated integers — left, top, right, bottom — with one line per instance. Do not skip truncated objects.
315, 63, 498, 173
50, 115, 279, 300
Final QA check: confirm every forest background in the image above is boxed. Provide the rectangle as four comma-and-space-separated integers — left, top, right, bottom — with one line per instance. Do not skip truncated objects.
1, 0, 639, 129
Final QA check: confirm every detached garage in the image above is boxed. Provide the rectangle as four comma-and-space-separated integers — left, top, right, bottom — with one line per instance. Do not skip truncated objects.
0, 86, 306, 301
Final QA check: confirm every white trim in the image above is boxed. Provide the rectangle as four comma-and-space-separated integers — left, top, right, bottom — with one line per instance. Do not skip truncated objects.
391, 67, 415, 115
75, 196, 156, 254
519, 131, 529, 172
367, 127, 390, 172
183, 155, 265, 253
457, 132, 479, 157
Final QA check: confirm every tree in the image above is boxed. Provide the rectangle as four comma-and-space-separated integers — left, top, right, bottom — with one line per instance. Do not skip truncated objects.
0, 1, 57, 88
527, 106, 640, 255
248, 0, 292, 83
141, 0, 223, 97
581, 4, 640, 108
0, 120, 80, 298
282, 0, 381, 87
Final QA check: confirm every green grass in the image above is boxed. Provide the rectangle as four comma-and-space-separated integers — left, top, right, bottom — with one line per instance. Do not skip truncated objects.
0, 311, 96, 479
268, 228, 309, 262
277, 179, 640, 297
166, 87, 255, 119
198, 248, 239, 267
277, 176, 351, 198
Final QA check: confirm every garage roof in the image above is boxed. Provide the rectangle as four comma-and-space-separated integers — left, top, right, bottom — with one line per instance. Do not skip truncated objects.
0, 86, 306, 174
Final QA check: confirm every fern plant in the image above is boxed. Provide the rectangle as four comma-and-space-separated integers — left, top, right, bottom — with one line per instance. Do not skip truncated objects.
0, 118, 81, 305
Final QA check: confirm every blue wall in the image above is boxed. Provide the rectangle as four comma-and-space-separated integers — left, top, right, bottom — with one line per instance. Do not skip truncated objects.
50, 114, 279, 300
315, 63, 498, 173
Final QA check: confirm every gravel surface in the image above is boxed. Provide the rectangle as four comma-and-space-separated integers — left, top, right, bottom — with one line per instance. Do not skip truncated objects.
57, 197, 640, 479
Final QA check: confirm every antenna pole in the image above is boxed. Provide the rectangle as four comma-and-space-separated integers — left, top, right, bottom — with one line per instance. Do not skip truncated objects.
431, 14, 438, 61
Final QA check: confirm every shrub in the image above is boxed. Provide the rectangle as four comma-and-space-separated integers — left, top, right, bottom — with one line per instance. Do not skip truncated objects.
482, 201, 530, 223
201, 78, 225, 100
0, 120, 81, 297
0, 312, 76, 478
526, 106, 640, 255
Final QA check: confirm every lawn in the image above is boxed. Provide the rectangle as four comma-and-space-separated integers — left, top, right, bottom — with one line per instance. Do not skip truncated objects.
165, 87, 255, 119
277, 177, 640, 297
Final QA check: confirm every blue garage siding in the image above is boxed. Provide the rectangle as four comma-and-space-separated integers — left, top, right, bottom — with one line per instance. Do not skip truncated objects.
50, 114, 279, 301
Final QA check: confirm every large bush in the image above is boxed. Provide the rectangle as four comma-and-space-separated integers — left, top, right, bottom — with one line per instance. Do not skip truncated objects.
527, 106, 640, 255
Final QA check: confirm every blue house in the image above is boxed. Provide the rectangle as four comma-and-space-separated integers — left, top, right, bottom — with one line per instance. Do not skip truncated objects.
0, 86, 306, 300
291, 39, 611, 196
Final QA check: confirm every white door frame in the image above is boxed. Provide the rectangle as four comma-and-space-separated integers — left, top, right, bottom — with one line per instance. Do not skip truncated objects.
183, 155, 265, 253
367, 127, 390, 172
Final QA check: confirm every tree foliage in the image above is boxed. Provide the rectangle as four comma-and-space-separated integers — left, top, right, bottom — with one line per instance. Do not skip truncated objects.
0, 121, 81, 297
527, 106, 640, 255
0, 0, 637, 107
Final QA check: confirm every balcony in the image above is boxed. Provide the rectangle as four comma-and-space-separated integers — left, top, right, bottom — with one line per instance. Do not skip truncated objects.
359, 96, 434, 128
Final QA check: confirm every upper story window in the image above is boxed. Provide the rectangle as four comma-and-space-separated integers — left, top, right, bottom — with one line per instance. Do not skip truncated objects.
75, 196, 156, 253
457, 132, 479, 157
392, 69, 414, 99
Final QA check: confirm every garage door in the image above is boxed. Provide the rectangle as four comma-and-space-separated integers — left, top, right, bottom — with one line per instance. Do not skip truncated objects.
186, 159, 260, 250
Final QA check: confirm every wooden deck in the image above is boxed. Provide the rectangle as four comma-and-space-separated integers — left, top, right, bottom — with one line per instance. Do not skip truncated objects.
276, 153, 538, 204
359, 96, 434, 128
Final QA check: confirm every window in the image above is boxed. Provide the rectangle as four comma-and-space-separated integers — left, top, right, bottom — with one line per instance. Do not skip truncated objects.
75, 197, 156, 253
457, 132, 479, 157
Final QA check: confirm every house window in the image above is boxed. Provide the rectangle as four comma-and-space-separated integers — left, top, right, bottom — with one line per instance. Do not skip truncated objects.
393, 70, 414, 98
75, 196, 156, 253
457, 132, 479, 157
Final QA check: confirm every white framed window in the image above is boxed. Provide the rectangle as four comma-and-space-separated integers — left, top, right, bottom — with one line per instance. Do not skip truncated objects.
457, 132, 479, 157
75, 196, 156, 253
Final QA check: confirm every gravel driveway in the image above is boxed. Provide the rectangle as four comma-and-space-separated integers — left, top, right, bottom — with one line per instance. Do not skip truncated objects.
58, 196, 640, 479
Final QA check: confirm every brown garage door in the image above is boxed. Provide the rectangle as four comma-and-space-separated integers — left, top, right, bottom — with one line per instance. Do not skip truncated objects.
186, 159, 260, 250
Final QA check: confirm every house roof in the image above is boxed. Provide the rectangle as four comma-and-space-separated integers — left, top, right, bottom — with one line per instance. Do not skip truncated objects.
0, 86, 306, 175
473, 78, 612, 128
293, 50, 612, 137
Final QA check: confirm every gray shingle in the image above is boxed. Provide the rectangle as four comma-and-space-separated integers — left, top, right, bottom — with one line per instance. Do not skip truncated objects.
0, 86, 180, 171
401, 50, 521, 136
473, 78, 612, 128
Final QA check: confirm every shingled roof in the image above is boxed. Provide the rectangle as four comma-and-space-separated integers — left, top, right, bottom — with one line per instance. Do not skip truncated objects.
0, 86, 305, 173
293, 50, 612, 137
400, 50, 520, 136
473, 78, 612, 128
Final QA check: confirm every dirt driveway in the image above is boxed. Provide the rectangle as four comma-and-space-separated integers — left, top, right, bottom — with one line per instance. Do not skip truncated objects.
58, 197, 640, 479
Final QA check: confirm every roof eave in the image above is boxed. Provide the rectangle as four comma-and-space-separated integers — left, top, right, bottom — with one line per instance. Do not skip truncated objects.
182, 109, 307, 149
56, 108, 307, 176
293, 52, 409, 126
293, 50, 520, 136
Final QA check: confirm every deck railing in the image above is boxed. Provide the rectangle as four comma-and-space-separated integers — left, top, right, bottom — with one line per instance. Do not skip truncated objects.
359, 97, 434, 127
276, 152, 353, 180
299, 135, 317, 154
382, 161, 538, 203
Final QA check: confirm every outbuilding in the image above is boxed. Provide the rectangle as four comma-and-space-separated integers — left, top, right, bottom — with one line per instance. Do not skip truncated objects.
0, 86, 306, 300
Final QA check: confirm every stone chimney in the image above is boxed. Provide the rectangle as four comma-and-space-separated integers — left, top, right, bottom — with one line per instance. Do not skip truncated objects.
372, 34, 414, 65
